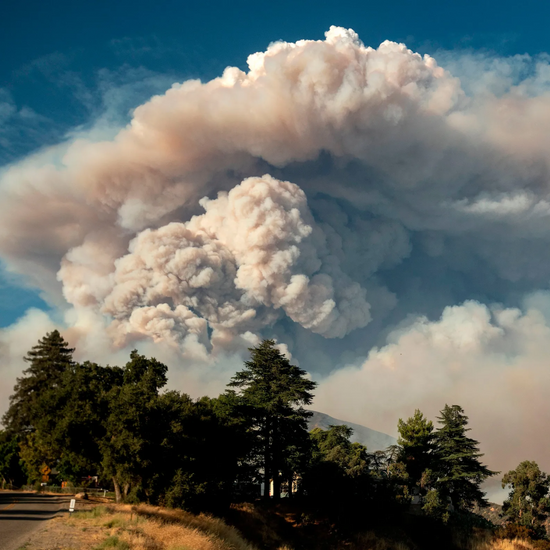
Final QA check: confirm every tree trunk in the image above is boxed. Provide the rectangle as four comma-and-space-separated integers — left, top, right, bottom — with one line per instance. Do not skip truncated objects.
272, 418, 280, 500
113, 477, 122, 504
123, 482, 130, 498
263, 416, 270, 500
273, 473, 281, 500
287, 476, 293, 498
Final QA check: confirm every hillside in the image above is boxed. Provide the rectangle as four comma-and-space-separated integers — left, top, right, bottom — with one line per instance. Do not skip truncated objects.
308, 411, 396, 452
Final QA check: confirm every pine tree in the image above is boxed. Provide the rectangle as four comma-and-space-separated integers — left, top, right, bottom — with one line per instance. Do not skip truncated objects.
397, 409, 435, 495
3, 330, 75, 434
432, 404, 496, 512
228, 339, 316, 499
2, 330, 76, 482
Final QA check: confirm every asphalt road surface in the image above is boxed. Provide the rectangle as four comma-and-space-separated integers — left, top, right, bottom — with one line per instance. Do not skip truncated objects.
0, 491, 70, 550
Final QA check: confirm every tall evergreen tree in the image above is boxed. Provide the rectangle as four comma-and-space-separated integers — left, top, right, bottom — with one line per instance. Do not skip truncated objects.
2, 331, 76, 481
228, 339, 316, 499
432, 404, 496, 512
3, 330, 75, 434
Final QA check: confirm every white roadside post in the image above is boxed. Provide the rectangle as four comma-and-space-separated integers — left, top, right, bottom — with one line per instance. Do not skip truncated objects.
69, 498, 76, 515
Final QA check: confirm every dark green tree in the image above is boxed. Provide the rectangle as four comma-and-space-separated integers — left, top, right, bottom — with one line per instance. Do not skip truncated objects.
502, 460, 550, 537
310, 425, 369, 478
431, 404, 496, 515
303, 425, 371, 523
100, 350, 168, 503
3, 330, 75, 434
157, 394, 247, 512
0, 431, 26, 488
397, 409, 435, 499
2, 330, 75, 481
52, 361, 124, 483
228, 339, 316, 499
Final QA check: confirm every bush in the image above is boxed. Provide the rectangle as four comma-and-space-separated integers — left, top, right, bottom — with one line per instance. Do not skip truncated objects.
494, 523, 550, 548
496, 524, 536, 541
164, 469, 208, 513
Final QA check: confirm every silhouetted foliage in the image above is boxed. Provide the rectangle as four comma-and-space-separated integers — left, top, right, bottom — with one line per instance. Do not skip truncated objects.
228, 339, 316, 499
3, 329, 516, 545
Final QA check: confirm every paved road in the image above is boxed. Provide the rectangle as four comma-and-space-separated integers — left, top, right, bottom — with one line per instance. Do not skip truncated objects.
0, 491, 70, 550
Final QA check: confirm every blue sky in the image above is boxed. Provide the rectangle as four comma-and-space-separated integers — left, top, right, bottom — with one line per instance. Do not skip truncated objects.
1, 0, 550, 327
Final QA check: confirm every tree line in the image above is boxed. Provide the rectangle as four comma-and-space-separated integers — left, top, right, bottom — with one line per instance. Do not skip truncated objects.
0, 330, 549, 538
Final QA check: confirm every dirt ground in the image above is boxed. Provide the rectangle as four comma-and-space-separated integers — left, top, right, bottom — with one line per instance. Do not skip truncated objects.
20, 499, 112, 550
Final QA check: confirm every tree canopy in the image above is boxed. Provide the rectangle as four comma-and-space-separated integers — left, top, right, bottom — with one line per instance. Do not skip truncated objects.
431, 404, 497, 513
228, 339, 316, 499
3, 329, 518, 541
3, 329, 75, 434
397, 409, 435, 494
502, 460, 550, 537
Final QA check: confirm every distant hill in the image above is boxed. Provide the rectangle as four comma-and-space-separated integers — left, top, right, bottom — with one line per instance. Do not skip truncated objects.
308, 411, 397, 452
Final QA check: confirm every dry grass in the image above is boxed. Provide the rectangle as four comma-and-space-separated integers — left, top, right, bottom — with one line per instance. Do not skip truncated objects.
127, 503, 258, 549
461, 537, 536, 550
351, 531, 412, 550
21, 501, 298, 550
65, 503, 266, 550
22, 501, 545, 550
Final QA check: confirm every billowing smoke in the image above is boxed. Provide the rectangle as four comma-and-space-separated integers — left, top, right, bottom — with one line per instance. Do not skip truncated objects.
3, 27, 550, 493
102, 174, 370, 349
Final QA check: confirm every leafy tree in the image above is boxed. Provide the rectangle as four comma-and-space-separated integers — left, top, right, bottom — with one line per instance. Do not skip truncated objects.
310, 425, 368, 478
100, 350, 168, 503
305, 425, 369, 503
397, 409, 435, 503
369, 445, 412, 510
228, 339, 316, 499
154, 393, 247, 512
0, 431, 26, 488
52, 362, 124, 483
430, 404, 496, 515
502, 460, 550, 537
398, 410, 435, 481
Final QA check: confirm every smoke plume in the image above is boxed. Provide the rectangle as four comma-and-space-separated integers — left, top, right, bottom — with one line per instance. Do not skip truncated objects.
3, 27, 550, 495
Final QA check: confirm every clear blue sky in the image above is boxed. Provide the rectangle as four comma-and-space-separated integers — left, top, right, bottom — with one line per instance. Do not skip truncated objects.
1, 0, 549, 326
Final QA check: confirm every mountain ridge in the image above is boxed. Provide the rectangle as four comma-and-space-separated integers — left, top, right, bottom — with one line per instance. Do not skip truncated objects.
308, 410, 397, 452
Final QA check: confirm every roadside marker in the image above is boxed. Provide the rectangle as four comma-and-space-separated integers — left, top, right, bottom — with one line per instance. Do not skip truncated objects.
69, 498, 76, 513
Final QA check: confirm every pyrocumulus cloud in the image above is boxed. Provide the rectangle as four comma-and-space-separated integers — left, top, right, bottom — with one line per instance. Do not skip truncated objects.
3, 28, 550, 497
